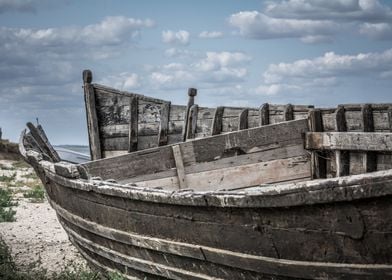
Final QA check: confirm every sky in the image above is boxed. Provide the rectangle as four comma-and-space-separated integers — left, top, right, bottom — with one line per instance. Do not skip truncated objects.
1, 0, 392, 145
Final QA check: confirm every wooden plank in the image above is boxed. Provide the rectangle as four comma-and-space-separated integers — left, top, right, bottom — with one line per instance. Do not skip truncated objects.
362, 104, 377, 172
308, 109, 326, 179
389, 106, 392, 132
26, 122, 60, 162
158, 102, 170, 146
238, 109, 248, 130
284, 104, 294, 121
83, 70, 102, 160
305, 132, 392, 152
186, 104, 198, 140
128, 97, 138, 152
335, 106, 349, 177
182, 88, 197, 141
172, 145, 186, 189
259, 103, 269, 126
211, 107, 224, 135
134, 156, 310, 191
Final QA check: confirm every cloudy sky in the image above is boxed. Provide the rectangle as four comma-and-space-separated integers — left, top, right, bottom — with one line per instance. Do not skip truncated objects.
1, 0, 392, 144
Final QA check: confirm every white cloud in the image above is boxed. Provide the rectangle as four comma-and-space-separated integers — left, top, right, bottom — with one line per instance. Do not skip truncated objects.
255, 49, 392, 96
359, 22, 392, 39
164, 48, 197, 58
162, 30, 190, 45
199, 31, 223, 39
229, 0, 392, 42
149, 51, 251, 89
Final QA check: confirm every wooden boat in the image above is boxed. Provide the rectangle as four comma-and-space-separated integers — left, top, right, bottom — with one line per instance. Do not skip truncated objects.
19, 70, 392, 279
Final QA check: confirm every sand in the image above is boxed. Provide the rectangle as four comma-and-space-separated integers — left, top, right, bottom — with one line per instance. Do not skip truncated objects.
0, 159, 86, 275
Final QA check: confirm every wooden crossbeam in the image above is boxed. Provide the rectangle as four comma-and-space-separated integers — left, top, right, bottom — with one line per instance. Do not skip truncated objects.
305, 132, 392, 152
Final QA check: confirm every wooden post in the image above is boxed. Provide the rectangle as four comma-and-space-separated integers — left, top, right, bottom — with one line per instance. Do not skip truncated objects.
182, 88, 197, 141
335, 106, 349, 177
211, 106, 224, 135
308, 109, 326, 179
128, 97, 138, 152
172, 145, 187, 189
238, 109, 249, 130
259, 103, 269, 126
362, 104, 377, 172
185, 104, 198, 140
388, 106, 392, 132
158, 102, 170, 146
83, 69, 102, 160
284, 104, 294, 121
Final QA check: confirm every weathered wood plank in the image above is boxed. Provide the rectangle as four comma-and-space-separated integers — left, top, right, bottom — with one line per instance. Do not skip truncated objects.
284, 104, 294, 121
362, 104, 377, 173
172, 145, 186, 189
83, 70, 102, 160
158, 102, 170, 146
186, 104, 198, 140
335, 106, 349, 177
259, 103, 269, 126
128, 97, 138, 152
26, 122, 61, 162
238, 109, 248, 130
305, 132, 392, 152
211, 107, 224, 135
182, 88, 197, 141
308, 109, 326, 179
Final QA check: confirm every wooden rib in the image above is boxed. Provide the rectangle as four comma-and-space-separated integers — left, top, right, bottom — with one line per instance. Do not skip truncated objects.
128, 97, 138, 152
158, 102, 170, 146
388, 106, 392, 132
26, 122, 60, 162
284, 104, 294, 121
186, 104, 198, 140
52, 201, 392, 280
259, 103, 269, 126
238, 109, 249, 130
362, 104, 377, 172
335, 106, 349, 177
211, 107, 224, 135
83, 70, 102, 160
308, 109, 326, 179
182, 88, 197, 141
172, 145, 187, 189
305, 132, 392, 152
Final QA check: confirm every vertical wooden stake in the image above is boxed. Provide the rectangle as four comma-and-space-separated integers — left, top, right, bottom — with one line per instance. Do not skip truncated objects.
238, 109, 249, 130
83, 69, 102, 160
362, 104, 377, 172
259, 103, 269, 126
158, 102, 170, 146
186, 104, 198, 140
335, 106, 349, 177
284, 104, 294, 121
308, 109, 326, 179
128, 97, 138, 152
182, 88, 197, 141
172, 145, 187, 189
211, 106, 224, 135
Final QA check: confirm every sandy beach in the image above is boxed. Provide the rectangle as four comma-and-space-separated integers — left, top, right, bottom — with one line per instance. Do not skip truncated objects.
0, 159, 86, 275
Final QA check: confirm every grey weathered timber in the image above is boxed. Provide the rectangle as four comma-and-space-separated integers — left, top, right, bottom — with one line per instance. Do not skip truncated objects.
362, 104, 377, 172
185, 104, 198, 140
172, 145, 186, 189
26, 122, 60, 162
128, 97, 138, 152
308, 109, 326, 179
306, 132, 392, 152
335, 106, 350, 177
259, 103, 269, 126
83, 70, 102, 160
238, 109, 248, 130
158, 102, 170, 146
211, 106, 224, 135
284, 104, 294, 121
182, 88, 197, 141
